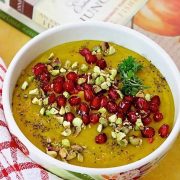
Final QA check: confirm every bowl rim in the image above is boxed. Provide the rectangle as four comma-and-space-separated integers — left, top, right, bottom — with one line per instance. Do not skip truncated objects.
2, 21, 180, 175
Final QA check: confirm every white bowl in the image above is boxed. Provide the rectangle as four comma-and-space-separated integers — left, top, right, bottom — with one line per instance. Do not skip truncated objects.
2, 22, 180, 180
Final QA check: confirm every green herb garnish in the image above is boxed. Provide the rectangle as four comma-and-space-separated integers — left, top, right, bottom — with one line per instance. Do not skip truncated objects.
118, 56, 146, 96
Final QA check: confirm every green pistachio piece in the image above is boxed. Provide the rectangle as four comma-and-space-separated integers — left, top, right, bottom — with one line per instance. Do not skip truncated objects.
64, 60, 71, 69
99, 117, 108, 127
111, 131, 117, 139
63, 121, 71, 128
72, 118, 83, 127
50, 69, 60, 76
93, 66, 101, 74
66, 151, 77, 160
77, 78, 86, 85
40, 107, 45, 115
46, 150, 57, 158
97, 124, 103, 133
98, 107, 107, 114
62, 139, 70, 147
129, 136, 142, 146
71, 62, 78, 69
28, 76, 34, 82
29, 88, 39, 95
108, 46, 116, 55
43, 98, 48, 105
77, 153, 84, 162
117, 139, 128, 147
49, 108, 59, 115
116, 132, 126, 141
100, 82, 109, 90
59, 148, 68, 159
115, 118, 122, 125
55, 116, 64, 124
108, 114, 117, 123
92, 72, 98, 79
61, 129, 71, 137
135, 118, 144, 130
145, 94, 151, 101
63, 91, 70, 98
60, 68, 66, 73
93, 85, 101, 93
59, 106, 66, 115
32, 97, 42, 106
48, 52, 55, 60
80, 64, 88, 72
21, 81, 29, 90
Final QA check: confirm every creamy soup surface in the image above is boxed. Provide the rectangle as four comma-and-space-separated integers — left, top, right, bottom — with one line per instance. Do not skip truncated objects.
12, 40, 174, 168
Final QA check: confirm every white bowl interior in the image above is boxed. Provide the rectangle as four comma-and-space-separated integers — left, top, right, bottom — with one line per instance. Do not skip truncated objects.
3, 22, 180, 175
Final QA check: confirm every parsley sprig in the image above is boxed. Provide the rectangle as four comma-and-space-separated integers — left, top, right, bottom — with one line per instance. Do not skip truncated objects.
118, 56, 146, 96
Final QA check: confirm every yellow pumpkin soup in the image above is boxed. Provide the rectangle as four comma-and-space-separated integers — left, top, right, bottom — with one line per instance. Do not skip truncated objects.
12, 40, 174, 168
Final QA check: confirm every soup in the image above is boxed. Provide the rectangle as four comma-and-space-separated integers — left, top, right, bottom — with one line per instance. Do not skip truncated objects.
12, 40, 174, 168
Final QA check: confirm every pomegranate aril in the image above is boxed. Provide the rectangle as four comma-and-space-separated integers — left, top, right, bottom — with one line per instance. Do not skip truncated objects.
124, 95, 134, 102
90, 96, 101, 110
96, 59, 107, 70
85, 54, 97, 64
119, 100, 131, 113
147, 137, 154, 144
139, 109, 151, 119
108, 88, 120, 101
153, 112, 163, 122
83, 83, 93, 90
63, 80, 75, 93
84, 89, 94, 102
76, 84, 84, 91
107, 101, 118, 113
100, 96, 108, 108
41, 83, 52, 93
95, 133, 107, 144
48, 93, 56, 104
66, 72, 78, 82
151, 95, 160, 106
127, 111, 138, 124
149, 102, 159, 113
53, 82, 63, 94
141, 126, 155, 138
90, 113, 100, 124
117, 111, 125, 120
78, 102, 90, 115
79, 48, 91, 56
53, 76, 65, 84
65, 112, 75, 123
158, 124, 169, 138
142, 117, 152, 126
135, 97, 149, 111
39, 72, 50, 82
68, 96, 81, 106
33, 63, 48, 77
56, 95, 66, 107
82, 114, 90, 125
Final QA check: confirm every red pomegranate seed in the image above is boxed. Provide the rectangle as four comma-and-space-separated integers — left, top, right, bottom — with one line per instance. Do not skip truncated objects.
96, 59, 107, 70
108, 88, 120, 101
53, 82, 63, 94
48, 93, 56, 104
153, 112, 163, 122
78, 102, 90, 115
82, 114, 90, 125
85, 54, 97, 64
39, 72, 50, 82
65, 112, 75, 123
90, 113, 100, 124
68, 96, 81, 106
158, 124, 169, 138
53, 76, 65, 84
142, 117, 152, 126
84, 89, 94, 102
147, 137, 154, 144
76, 84, 84, 91
63, 80, 75, 93
124, 95, 134, 102
127, 111, 138, 124
83, 83, 93, 90
100, 96, 108, 108
135, 97, 149, 111
141, 126, 155, 138
56, 95, 66, 107
119, 100, 131, 113
90, 96, 101, 110
117, 111, 125, 120
66, 72, 78, 82
139, 109, 151, 119
95, 133, 107, 144
79, 48, 91, 56
41, 82, 52, 93
107, 101, 118, 113
149, 102, 159, 113
151, 95, 160, 106
33, 63, 48, 77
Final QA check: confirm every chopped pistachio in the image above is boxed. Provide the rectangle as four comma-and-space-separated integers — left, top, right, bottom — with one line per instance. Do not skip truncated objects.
46, 137, 51, 143
74, 127, 82, 137
109, 69, 117, 77
77, 153, 84, 162
80, 64, 88, 72
28, 76, 34, 82
136, 90, 144, 98
59, 148, 68, 159
65, 104, 71, 113
51, 102, 57, 108
43, 98, 48, 105
32, 97, 42, 106
46, 150, 57, 158
120, 126, 131, 135
40, 107, 45, 115
116, 132, 126, 141
66, 151, 77, 160
47, 65, 53, 72
59, 106, 66, 115
61, 129, 71, 136
77, 78, 86, 85
92, 46, 101, 55
49, 108, 59, 115
93, 85, 101, 93
135, 118, 144, 130
64, 60, 71, 69
71, 62, 78, 69
73, 118, 83, 127
62, 139, 70, 147
21, 81, 29, 90
100, 82, 109, 90
129, 136, 142, 146
111, 131, 117, 139
145, 94, 151, 101
29, 88, 39, 95
92, 72, 98, 79
63, 91, 70, 98
55, 116, 64, 124
97, 124, 103, 133
99, 117, 108, 127
60, 68, 66, 73
108, 114, 117, 123
116, 118, 122, 125
48, 52, 54, 60
117, 139, 128, 147
63, 121, 71, 128
50, 69, 60, 76
108, 46, 116, 55
93, 66, 101, 74
98, 107, 107, 114
95, 77, 101, 85
71, 145, 84, 152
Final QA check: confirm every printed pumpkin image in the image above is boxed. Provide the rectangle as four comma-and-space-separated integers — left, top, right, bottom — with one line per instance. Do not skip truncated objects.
134, 0, 180, 36
12, 40, 174, 168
